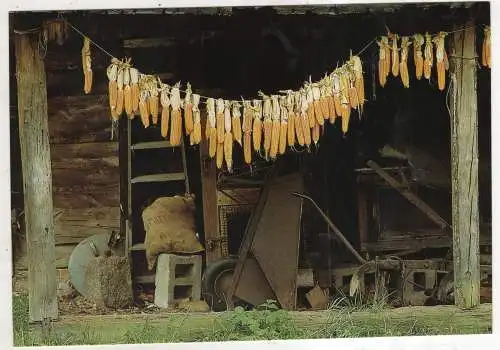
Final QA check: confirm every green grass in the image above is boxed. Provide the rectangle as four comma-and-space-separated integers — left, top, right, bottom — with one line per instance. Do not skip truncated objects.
12, 295, 492, 346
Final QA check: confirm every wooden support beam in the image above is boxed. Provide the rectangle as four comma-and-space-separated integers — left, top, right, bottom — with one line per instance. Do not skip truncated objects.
448, 21, 481, 309
14, 31, 58, 322
199, 119, 221, 263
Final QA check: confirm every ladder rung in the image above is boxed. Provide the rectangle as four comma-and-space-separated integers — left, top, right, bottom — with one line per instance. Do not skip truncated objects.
134, 274, 155, 284
131, 141, 177, 150
131, 173, 185, 184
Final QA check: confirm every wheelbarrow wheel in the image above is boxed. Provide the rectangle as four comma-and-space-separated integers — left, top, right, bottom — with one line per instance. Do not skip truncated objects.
202, 256, 249, 311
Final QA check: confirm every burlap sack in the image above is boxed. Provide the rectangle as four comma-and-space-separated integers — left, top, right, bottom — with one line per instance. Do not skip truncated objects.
143, 195, 204, 270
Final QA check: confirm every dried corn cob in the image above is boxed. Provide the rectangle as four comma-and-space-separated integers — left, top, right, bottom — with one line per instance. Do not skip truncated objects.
107, 60, 119, 117
216, 98, 225, 144
223, 100, 233, 170
261, 95, 272, 159
278, 96, 288, 155
183, 83, 194, 135
216, 142, 224, 169
293, 91, 305, 146
433, 32, 447, 91
400, 36, 411, 88
350, 55, 365, 113
305, 84, 316, 128
285, 92, 296, 147
81, 36, 92, 94
482, 26, 491, 68
319, 80, 330, 120
269, 95, 281, 159
170, 83, 182, 146
339, 68, 351, 134
123, 67, 133, 117
139, 90, 150, 128
232, 102, 242, 146
129, 67, 140, 114
312, 122, 320, 146
206, 98, 216, 141
242, 100, 253, 134
324, 76, 336, 123
160, 84, 171, 138
115, 66, 125, 116
243, 132, 252, 165
390, 34, 400, 77
252, 99, 263, 153
311, 84, 324, 125
191, 94, 202, 145
300, 90, 312, 147
148, 78, 159, 125
346, 67, 360, 111
331, 71, 342, 118
383, 36, 391, 78
413, 34, 424, 80
423, 33, 433, 80
377, 37, 390, 87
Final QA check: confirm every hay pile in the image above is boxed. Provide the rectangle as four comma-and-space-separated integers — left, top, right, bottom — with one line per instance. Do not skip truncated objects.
84, 256, 134, 309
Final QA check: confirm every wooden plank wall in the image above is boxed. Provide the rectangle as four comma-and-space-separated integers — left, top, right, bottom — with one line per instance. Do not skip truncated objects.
12, 34, 120, 289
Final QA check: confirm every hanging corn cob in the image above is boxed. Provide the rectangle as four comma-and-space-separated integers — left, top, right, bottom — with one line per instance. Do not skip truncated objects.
216, 98, 225, 144
324, 76, 336, 123
311, 122, 320, 146
242, 100, 253, 165
160, 84, 171, 138
138, 89, 150, 128
413, 34, 424, 80
433, 32, 448, 91
216, 142, 224, 170
81, 36, 92, 94
331, 71, 342, 119
350, 55, 365, 113
269, 95, 281, 159
339, 67, 352, 134
115, 65, 125, 117
129, 67, 140, 115
305, 83, 316, 128
399, 36, 411, 88
207, 98, 217, 158
224, 100, 233, 172
300, 89, 312, 147
278, 96, 288, 156
319, 81, 330, 120
346, 65, 360, 112
377, 36, 390, 87
170, 83, 182, 146
293, 91, 305, 147
423, 33, 433, 80
232, 102, 242, 147
285, 92, 296, 148
261, 94, 272, 159
183, 83, 194, 135
311, 83, 324, 125
190, 93, 202, 146
252, 99, 263, 153
148, 77, 159, 125
106, 60, 119, 120
482, 26, 491, 68
390, 33, 400, 77
123, 65, 133, 117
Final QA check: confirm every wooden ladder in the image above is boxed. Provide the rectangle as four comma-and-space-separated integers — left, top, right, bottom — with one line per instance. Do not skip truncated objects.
124, 118, 190, 285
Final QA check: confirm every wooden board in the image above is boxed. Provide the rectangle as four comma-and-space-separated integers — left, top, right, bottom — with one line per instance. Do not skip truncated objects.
54, 207, 120, 245
13, 268, 69, 294
15, 244, 76, 271
53, 184, 119, 209
47, 94, 112, 144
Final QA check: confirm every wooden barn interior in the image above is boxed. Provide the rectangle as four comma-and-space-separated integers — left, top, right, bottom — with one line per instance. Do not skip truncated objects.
10, 1, 491, 318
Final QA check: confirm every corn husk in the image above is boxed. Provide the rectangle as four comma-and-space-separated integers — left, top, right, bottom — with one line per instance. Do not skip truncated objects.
278, 96, 288, 155
232, 102, 242, 146
413, 34, 424, 80
139, 89, 150, 128
252, 99, 263, 153
129, 67, 140, 114
433, 32, 448, 91
293, 91, 305, 146
331, 71, 342, 117
106, 60, 119, 120
216, 98, 225, 144
160, 84, 171, 138
300, 89, 312, 146
390, 34, 400, 77
191, 93, 202, 145
399, 36, 411, 88
312, 84, 324, 125
269, 95, 281, 159
423, 33, 433, 80
262, 95, 272, 159
183, 83, 194, 135
305, 84, 316, 128
170, 83, 182, 146
81, 36, 92, 94
115, 66, 125, 117
148, 78, 159, 125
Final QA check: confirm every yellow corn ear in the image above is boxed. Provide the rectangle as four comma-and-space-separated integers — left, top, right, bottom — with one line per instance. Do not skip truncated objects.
161, 106, 170, 138
423, 33, 433, 80
279, 121, 287, 155
139, 98, 149, 127
191, 121, 201, 145
124, 85, 133, 117
294, 112, 305, 146
205, 116, 212, 141
263, 119, 272, 158
243, 132, 252, 165
348, 86, 360, 109
253, 118, 262, 152
302, 115, 311, 146
320, 98, 329, 120
216, 142, 224, 169
216, 113, 225, 143
313, 100, 325, 125
170, 110, 182, 146
209, 128, 217, 158
131, 84, 140, 114
109, 81, 118, 113
149, 96, 159, 125
184, 103, 194, 135
224, 132, 233, 172
306, 105, 315, 128
400, 60, 410, 88
327, 96, 336, 123
341, 104, 351, 134
391, 34, 399, 77
270, 119, 280, 159
312, 122, 320, 145
287, 113, 295, 147
232, 116, 242, 146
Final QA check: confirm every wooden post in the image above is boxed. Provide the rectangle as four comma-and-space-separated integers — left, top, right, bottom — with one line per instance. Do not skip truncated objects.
199, 120, 220, 263
448, 21, 480, 309
15, 31, 58, 322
